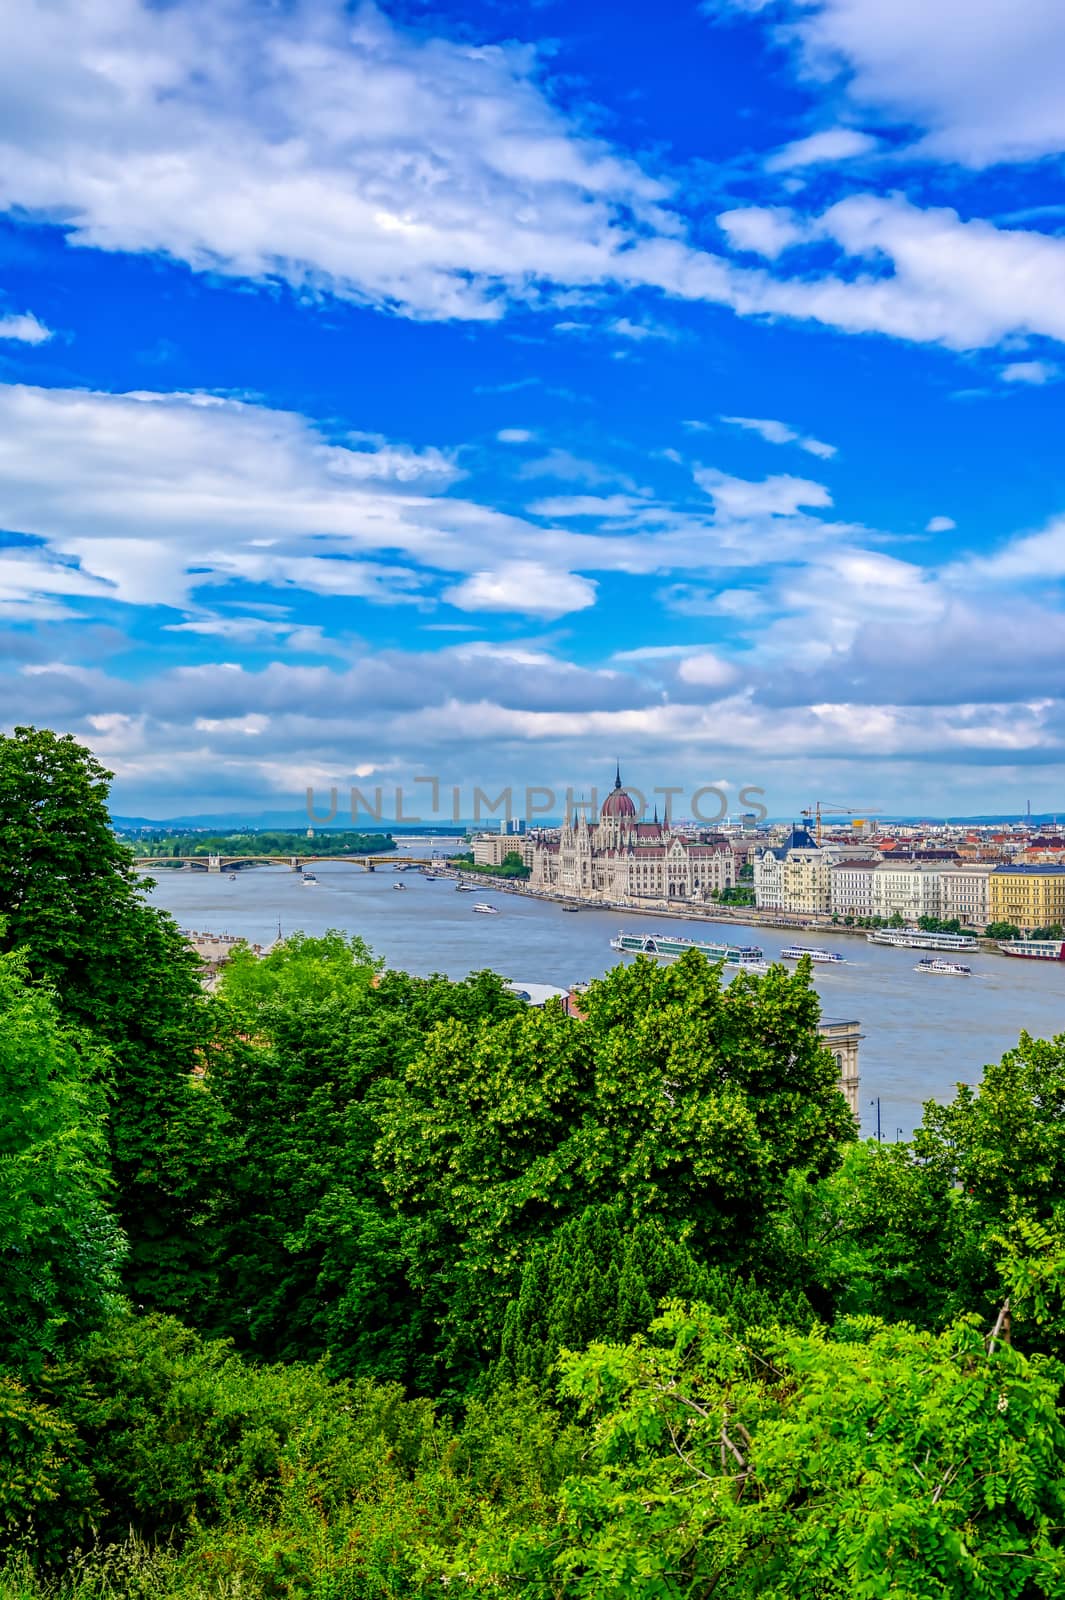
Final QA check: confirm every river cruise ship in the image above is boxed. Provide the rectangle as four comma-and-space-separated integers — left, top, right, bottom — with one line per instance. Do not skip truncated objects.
915, 957, 972, 977
611, 931, 764, 963
781, 947, 846, 964
998, 938, 1065, 960
866, 929, 977, 952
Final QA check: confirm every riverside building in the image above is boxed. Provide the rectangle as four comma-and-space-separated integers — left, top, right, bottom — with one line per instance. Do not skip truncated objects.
989, 864, 1065, 932
528, 769, 735, 904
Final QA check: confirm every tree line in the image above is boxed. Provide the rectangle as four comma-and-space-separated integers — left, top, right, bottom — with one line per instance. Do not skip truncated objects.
3, 725, 1065, 1597
128, 827, 396, 858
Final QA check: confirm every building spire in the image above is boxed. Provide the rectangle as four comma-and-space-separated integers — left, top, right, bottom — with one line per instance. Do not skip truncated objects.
614, 760, 622, 791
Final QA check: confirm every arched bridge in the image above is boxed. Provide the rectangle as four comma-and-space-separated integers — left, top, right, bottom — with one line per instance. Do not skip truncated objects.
133, 855, 442, 873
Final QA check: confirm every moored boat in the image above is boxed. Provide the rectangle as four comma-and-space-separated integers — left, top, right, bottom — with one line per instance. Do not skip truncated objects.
867, 929, 977, 951
997, 938, 1065, 960
611, 931, 764, 964
915, 957, 972, 977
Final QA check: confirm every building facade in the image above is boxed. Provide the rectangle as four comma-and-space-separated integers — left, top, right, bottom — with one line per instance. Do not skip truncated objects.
829, 859, 879, 919
528, 770, 735, 903
869, 861, 945, 923
472, 832, 537, 869
989, 864, 1065, 931
938, 864, 994, 930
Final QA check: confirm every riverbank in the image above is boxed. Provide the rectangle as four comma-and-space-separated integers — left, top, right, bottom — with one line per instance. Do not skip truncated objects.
444, 868, 1017, 959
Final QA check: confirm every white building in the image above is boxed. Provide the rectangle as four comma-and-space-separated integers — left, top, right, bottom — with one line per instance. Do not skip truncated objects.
754, 826, 819, 912
870, 860, 945, 922
830, 859, 880, 919
938, 864, 994, 929
472, 832, 536, 868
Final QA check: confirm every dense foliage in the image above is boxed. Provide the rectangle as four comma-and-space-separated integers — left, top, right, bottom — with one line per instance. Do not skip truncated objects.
130, 828, 395, 858
5, 727, 1065, 1597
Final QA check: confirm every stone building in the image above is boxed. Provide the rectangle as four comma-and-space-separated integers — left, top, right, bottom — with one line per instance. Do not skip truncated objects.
829, 859, 880, 919
528, 769, 735, 903
938, 864, 994, 929
471, 831, 537, 869
753, 825, 819, 911
989, 864, 1065, 931
869, 860, 945, 923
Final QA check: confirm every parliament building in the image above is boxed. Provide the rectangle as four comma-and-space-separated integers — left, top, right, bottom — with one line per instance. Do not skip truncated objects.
528, 768, 736, 904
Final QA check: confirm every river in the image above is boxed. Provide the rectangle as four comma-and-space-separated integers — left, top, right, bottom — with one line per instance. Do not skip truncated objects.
143, 841, 1065, 1141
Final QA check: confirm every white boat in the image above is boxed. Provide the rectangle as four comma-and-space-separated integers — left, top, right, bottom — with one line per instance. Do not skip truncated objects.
998, 939, 1065, 961
735, 959, 771, 976
914, 957, 972, 977
780, 946, 846, 964
392, 882, 407, 891
472, 902, 499, 914
302, 872, 317, 883
611, 931, 764, 963
867, 929, 977, 952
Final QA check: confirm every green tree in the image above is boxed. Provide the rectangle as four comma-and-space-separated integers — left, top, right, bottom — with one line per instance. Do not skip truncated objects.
378, 953, 854, 1381
182, 939, 525, 1385
0, 954, 123, 1551
496, 1204, 813, 1390
985, 921, 1022, 940
0, 952, 124, 1375
0, 728, 206, 1307
469, 1304, 1065, 1599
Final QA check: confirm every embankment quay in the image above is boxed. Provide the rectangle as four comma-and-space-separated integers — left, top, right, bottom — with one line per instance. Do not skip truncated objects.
447, 871, 1022, 959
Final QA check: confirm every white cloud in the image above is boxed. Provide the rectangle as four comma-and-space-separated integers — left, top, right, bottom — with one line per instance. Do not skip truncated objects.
0, 0, 1059, 375
748, 196, 1065, 352
0, 312, 52, 344
527, 494, 642, 519
769, 0, 1065, 168
693, 467, 832, 517
611, 643, 717, 662
1002, 360, 1060, 385
659, 585, 769, 620
764, 127, 878, 172
717, 206, 806, 259
676, 650, 741, 690
952, 513, 1065, 585
606, 315, 675, 341
497, 428, 535, 443
0, 0, 676, 324
721, 414, 837, 459
442, 562, 597, 618
925, 515, 956, 533
516, 448, 629, 486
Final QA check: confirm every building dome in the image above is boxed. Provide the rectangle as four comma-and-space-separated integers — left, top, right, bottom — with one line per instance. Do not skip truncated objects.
601, 765, 637, 820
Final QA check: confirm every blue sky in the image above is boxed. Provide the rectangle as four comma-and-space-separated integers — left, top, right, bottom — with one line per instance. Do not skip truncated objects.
3, 0, 1065, 818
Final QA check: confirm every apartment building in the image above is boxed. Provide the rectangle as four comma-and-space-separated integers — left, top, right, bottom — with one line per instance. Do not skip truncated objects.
870, 860, 945, 923
829, 859, 879, 919
938, 864, 995, 930
989, 864, 1065, 932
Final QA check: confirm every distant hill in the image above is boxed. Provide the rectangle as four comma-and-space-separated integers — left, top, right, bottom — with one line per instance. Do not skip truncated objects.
110, 810, 471, 833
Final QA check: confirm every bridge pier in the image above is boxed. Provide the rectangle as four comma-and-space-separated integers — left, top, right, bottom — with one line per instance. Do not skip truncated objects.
207, 855, 221, 874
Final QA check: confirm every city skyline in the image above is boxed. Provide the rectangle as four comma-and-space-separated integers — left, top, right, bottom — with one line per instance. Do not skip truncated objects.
3, 1, 1065, 813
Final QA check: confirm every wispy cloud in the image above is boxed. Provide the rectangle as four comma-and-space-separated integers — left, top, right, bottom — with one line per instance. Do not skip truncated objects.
721, 414, 837, 459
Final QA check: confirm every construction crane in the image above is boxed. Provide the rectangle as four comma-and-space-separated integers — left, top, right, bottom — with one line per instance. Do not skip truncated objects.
801, 802, 883, 846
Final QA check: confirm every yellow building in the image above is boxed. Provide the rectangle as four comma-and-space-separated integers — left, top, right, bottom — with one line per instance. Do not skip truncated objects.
989, 865, 1065, 931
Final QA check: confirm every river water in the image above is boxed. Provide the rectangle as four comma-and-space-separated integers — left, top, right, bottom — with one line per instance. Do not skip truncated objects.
144, 841, 1065, 1141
